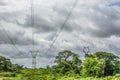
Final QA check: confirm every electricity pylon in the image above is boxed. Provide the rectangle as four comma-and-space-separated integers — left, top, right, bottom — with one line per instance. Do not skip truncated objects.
30, 50, 39, 69
83, 46, 90, 58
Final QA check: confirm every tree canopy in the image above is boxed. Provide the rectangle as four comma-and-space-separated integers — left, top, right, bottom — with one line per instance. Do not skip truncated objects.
81, 56, 105, 77
0, 56, 23, 72
85, 52, 120, 76
54, 50, 82, 75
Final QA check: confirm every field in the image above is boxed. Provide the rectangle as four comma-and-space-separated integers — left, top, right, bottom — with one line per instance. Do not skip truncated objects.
1, 73, 120, 80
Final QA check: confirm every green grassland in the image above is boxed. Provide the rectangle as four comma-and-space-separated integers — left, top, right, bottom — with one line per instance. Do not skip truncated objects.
0, 72, 120, 80
1, 75, 120, 80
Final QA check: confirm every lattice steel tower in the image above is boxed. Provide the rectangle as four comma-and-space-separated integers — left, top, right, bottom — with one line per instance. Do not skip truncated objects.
30, 50, 39, 68
83, 46, 90, 58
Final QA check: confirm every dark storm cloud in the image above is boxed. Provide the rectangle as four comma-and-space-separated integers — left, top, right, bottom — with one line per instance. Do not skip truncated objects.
0, 50, 27, 58
0, 2, 6, 6
23, 15, 57, 32
22, 14, 75, 33
109, 1, 120, 6
0, 30, 38, 45
0, 11, 24, 23
21, 0, 120, 38
20, 1, 78, 33
45, 32, 57, 41
0, 13, 11, 21
78, 5, 120, 38
1, 0, 120, 67
92, 8, 120, 37
0, 1, 8, 6
41, 51, 56, 59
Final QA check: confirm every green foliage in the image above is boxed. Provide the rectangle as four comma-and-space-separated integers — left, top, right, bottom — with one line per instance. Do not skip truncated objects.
2, 74, 24, 80
94, 52, 119, 76
58, 75, 120, 80
54, 50, 82, 75
113, 60, 120, 74
72, 54, 82, 74
0, 56, 23, 73
0, 56, 13, 72
0, 72, 16, 77
54, 50, 74, 64
81, 56, 105, 77
21, 69, 60, 80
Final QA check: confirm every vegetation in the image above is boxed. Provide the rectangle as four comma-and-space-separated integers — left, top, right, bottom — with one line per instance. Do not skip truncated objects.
53, 50, 82, 75
94, 52, 119, 76
81, 56, 105, 77
0, 50, 120, 80
0, 56, 24, 73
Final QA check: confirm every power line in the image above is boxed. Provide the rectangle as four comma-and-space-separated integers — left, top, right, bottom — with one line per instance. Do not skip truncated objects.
38, 0, 59, 58
30, 0, 35, 50
0, 29, 7, 44
45, 0, 79, 56
0, 24, 23, 55
50, 0, 58, 21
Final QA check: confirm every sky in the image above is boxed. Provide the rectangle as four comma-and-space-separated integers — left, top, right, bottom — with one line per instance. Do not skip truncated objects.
0, 0, 120, 68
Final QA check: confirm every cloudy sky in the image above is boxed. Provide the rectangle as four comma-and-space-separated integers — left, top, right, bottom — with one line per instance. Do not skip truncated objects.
0, 0, 120, 68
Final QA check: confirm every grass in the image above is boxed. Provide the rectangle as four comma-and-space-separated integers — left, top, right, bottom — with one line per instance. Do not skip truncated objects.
0, 72, 120, 80
2, 76, 120, 80
1, 76, 120, 80
0, 72, 16, 77
0, 77, 3, 80
1, 74, 23, 80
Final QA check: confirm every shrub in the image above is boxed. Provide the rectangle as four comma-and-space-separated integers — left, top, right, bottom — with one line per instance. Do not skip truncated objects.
0, 72, 16, 77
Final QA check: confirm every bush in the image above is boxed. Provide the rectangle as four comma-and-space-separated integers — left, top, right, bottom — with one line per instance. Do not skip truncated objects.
0, 72, 16, 77
81, 57, 105, 77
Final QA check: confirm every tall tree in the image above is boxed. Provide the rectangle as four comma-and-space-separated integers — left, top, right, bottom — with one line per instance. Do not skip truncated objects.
0, 56, 23, 72
54, 50, 82, 74
94, 52, 119, 76
114, 60, 120, 74
54, 50, 74, 64
81, 56, 105, 77
0, 56, 12, 71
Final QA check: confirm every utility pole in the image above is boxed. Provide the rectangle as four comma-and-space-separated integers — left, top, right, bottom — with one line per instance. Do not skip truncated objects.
83, 46, 90, 58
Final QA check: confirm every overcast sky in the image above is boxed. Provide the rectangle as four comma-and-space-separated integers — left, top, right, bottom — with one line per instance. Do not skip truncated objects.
0, 0, 120, 68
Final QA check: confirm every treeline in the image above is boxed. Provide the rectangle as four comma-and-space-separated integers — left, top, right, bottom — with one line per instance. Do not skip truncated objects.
47, 50, 120, 77
20, 50, 120, 80
0, 56, 24, 73
0, 50, 120, 79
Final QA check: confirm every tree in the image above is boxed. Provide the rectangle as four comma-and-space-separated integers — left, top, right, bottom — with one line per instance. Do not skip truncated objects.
81, 56, 105, 77
54, 50, 82, 74
0, 56, 13, 72
94, 52, 119, 76
72, 54, 82, 74
0, 56, 23, 72
54, 50, 74, 64
114, 60, 120, 74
